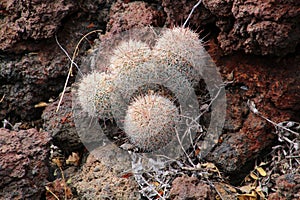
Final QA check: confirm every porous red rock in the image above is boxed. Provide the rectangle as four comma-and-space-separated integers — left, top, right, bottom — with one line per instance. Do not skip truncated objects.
0, 128, 50, 199
170, 175, 215, 200
0, 0, 76, 51
206, 51, 300, 174
203, 0, 300, 56
107, 1, 165, 33
162, 0, 300, 56
73, 144, 140, 199
268, 174, 300, 200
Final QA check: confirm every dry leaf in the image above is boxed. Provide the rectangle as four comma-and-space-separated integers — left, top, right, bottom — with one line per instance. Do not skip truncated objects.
121, 172, 133, 178
0, 94, 5, 103
201, 162, 221, 177
66, 152, 80, 166
46, 179, 73, 200
34, 102, 48, 108
52, 158, 63, 167
249, 172, 259, 180
194, 148, 201, 156
255, 190, 266, 199
244, 175, 252, 182
238, 191, 257, 200
214, 182, 237, 200
86, 23, 95, 29
153, 181, 160, 187
239, 185, 254, 194
259, 162, 268, 166
256, 167, 267, 177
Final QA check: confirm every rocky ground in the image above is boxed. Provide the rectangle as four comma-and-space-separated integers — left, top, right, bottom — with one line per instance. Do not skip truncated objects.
0, 0, 299, 199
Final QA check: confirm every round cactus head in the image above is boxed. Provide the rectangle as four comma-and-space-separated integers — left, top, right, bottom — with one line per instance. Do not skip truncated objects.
124, 93, 179, 152
154, 27, 206, 70
77, 71, 115, 118
109, 40, 151, 73
77, 71, 103, 117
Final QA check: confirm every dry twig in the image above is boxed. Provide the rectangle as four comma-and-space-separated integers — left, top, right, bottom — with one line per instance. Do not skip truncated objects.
183, 0, 202, 28
55, 30, 102, 112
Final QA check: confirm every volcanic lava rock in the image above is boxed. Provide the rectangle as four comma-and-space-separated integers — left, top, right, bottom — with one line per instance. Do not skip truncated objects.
0, 128, 50, 199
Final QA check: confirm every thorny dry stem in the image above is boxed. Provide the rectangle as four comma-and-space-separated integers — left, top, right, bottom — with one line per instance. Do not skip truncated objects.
182, 81, 231, 125
175, 128, 196, 167
247, 100, 299, 197
130, 153, 168, 199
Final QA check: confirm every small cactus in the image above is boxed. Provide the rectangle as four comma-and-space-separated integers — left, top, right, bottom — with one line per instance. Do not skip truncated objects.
109, 40, 151, 73
124, 94, 179, 152
154, 27, 206, 73
77, 72, 115, 118
77, 71, 102, 117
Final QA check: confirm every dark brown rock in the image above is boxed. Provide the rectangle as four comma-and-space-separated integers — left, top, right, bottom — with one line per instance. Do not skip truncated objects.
162, 0, 300, 55
209, 113, 273, 173
0, 49, 70, 122
170, 175, 215, 200
161, 0, 215, 27
203, 0, 233, 17
79, 0, 114, 24
107, 1, 165, 33
42, 90, 82, 154
0, 0, 76, 51
203, 0, 300, 56
0, 128, 50, 199
0, 0, 114, 123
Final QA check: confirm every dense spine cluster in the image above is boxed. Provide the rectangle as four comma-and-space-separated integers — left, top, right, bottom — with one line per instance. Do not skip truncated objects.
78, 72, 115, 118
124, 94, 179, 151
77, 27, 204, 152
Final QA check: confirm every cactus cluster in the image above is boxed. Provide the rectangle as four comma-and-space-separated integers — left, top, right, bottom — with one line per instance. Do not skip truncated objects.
77, 27, 204, 152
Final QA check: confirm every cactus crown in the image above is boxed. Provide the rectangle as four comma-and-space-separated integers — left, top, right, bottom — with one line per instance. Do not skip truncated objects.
124, 93, 179, 151
109, 40, 152, 73
154, 27, 206, 69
